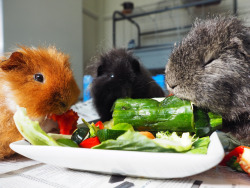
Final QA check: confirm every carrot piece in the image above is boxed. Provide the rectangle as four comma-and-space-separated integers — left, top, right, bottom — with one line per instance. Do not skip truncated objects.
139, 131, 155, 139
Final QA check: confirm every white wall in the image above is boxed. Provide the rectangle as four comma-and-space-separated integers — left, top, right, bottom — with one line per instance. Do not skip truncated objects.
3, 0, 83, 97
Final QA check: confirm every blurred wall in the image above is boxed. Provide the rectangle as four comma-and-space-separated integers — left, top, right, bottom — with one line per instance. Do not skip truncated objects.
3, 0, 83, 98
82, 0, 100, 72
99, 0, 250, 49
83, 0, 250, 67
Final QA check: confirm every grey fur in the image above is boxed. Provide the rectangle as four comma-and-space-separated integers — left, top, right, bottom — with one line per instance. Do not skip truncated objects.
165, 16, 250, 143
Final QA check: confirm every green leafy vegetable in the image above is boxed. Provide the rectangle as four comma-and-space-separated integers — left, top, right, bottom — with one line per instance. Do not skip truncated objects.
112, 123, 134, 131
81, 118, 98, 137
186, 136, 211, 154
56, 138, 79, 147
93, 130, 210, 154
103, 119, 114, 129
47, 133, 72, 140
14, 107, 77, 147
154, 132, 197, 152
13, 107, 60, 146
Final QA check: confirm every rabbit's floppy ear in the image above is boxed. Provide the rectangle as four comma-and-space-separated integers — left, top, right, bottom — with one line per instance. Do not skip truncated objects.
0, 52, 26, 72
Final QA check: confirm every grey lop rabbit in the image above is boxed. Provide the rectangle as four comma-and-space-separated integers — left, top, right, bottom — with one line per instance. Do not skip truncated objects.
165, 16, 250, 144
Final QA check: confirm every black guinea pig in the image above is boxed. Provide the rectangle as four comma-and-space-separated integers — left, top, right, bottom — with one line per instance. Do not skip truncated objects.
90, 48, 165, 122
165, 16, 250, 144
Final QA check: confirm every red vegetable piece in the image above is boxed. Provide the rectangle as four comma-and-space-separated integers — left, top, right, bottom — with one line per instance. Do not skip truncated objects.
220, 146, 250, 175
220, 146, 245, 166
167, 93, 174, 97
95, 121, 104, 129
50, 109, 79, 135
79, 136, 100, 148
239, 147, 250, 175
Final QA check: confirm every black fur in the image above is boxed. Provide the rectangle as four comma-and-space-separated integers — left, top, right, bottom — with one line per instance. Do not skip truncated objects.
90, 48, 165, 121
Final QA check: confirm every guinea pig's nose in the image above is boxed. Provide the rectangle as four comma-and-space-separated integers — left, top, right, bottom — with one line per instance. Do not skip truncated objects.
59, 101, 67, 108
169, 84, 177, 89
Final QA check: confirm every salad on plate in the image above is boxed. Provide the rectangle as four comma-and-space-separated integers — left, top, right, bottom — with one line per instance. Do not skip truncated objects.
13, 96, 221, 154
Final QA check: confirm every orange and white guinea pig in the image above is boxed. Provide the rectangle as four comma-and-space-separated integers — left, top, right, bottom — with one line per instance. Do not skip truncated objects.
0, 46, 80, 159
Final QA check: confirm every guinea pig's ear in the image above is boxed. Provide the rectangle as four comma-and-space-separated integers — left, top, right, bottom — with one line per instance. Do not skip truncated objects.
0, 52, 26, 72
130, 59, 141, 73
242, 31, 250, 55
231, 31, 250, 56
97, 64, 104, 77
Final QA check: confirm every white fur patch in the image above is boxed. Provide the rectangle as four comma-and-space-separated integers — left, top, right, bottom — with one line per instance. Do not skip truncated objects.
2, 84, 18, 113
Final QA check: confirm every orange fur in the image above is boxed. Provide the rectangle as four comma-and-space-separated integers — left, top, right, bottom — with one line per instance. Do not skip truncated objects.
0, 46, 80, 159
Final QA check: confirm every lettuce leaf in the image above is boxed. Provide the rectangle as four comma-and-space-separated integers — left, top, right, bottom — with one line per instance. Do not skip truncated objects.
13, 107, 60, 146
93, 130, 210, 154
154, 132, 197, 152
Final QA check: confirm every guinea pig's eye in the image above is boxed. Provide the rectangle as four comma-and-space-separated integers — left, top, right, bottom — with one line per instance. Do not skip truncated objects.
34, 73, 44, 83
203, 58, 215, 67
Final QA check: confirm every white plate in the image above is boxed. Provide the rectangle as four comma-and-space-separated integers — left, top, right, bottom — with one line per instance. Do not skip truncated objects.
10, 132, 224, 179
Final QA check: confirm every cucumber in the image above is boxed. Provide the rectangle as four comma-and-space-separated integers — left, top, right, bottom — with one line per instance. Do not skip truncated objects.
113, 96, 194, 133
208, 112, 223, 131
193, 107, 211, 137
112, 96, 222, 136
193, 106, 223, 136
71, 126, 89, 144
97, 129, 126, 142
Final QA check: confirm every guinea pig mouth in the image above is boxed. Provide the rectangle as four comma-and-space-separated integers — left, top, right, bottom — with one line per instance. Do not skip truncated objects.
166, 83, 176, 95
39, 116, 59, 133
121, 87, 132, 98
